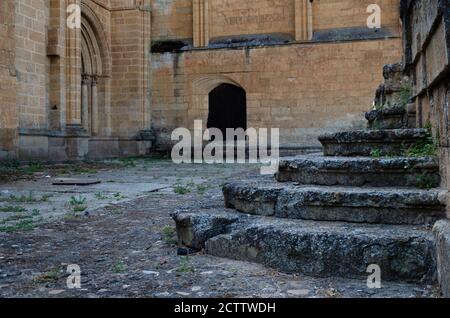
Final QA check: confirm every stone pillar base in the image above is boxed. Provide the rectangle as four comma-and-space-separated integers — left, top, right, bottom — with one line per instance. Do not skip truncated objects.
0, 128, 18, 160
434, 219, 450, 298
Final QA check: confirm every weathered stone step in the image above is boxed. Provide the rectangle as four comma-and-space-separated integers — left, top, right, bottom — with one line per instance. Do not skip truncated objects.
318, 129, 429, 156
172, 208, 436, 283
276, 155, 440, 188
365, 105, 414, 129
223, 181, 447, 225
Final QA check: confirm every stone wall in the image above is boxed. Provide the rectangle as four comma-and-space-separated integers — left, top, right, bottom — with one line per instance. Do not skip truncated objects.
313, 0, 400, 32
401, 0, 450, 189
151, 0, 193, 42
150, 0, 401, 45
4, 0, 154, 161
151, 39, 402, 150
2, 0, 404, 160
111, 1, 151, 138
14, 0, 50, 130
0, 0, 18, 159
401, 0, 450, 298
208, 0, 295, 40
151, 0, 403, 151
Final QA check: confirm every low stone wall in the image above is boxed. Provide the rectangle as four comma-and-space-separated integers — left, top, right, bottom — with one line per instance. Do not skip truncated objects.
16, 132, 152, 162
434, 220, 450, 297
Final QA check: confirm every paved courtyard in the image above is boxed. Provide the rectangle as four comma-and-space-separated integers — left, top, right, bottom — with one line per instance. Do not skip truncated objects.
0, 158, 441, 298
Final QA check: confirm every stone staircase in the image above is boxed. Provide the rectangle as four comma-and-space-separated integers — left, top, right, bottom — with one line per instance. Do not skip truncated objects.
172, 64, 448, 284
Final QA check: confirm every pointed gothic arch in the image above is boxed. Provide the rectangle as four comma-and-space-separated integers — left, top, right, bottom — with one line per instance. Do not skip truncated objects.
80, 2, 111, 77
79, 2, 111, 136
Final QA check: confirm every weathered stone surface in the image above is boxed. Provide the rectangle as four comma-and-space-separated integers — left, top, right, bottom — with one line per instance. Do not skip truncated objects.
319, 129, 429, 156
171, 209, 239, 250
365, 105, 410, 129
276, 155, 440, 188
223, 180, 447, 225
433, 219, 450, 298
367, 113, 408, 130
383, 63, 408, 93
374, 63, 410, 110
177, 208, 438, 283
401, 0, 450, 241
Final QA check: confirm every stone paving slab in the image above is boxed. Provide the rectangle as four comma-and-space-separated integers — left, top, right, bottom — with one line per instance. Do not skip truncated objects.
52, 178, 102, 186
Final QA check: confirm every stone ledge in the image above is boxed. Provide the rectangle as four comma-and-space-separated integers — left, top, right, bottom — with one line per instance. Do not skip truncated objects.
433, 219, 450, 298
172, 207, 437, 283
318, 129, 429, 156
276, 155, 440, 187
365, 105, 412, 130
223, 180, 447, 225
319, 129, 429, 143
206, 215, 436, 283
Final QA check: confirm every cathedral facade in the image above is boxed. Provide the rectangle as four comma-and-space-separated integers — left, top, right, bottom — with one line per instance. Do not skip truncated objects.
0, 0, 403, 161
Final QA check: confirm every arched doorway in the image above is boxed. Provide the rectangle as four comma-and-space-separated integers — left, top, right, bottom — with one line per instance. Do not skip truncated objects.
207, 84, 247, 140
79, 3, 111, 137
80, 14, 102, 136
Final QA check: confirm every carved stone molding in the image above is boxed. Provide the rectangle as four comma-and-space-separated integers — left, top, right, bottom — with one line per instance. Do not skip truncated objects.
193, 0, 209, 47
295, 0, 313, 41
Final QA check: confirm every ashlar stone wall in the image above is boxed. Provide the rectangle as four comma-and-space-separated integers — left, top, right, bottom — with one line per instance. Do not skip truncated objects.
0, 0, 18, 159
150, 0, 403, 151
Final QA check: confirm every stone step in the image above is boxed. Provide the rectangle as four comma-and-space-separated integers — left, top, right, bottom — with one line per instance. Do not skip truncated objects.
365, 106, 414, 130
223, 180, 447, 225
172, 208, 436, 283
318, 129, 429, 157
276, 155, 440, 188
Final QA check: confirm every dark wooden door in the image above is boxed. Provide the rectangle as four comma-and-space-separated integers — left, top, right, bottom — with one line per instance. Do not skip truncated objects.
207, 83, 247, 139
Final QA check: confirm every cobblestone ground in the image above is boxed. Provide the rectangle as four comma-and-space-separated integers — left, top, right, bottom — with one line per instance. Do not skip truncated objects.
0, 158, 441, 298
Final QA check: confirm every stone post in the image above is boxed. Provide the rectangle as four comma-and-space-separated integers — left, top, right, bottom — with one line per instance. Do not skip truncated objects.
295, 0, 313, 41
65, 0, 82, 128
193, 0, 209, 47
91, 76, 99, 135
81, 75, 90, 132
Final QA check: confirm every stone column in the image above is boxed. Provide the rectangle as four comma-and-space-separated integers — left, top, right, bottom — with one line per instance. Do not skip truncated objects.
193, 0, 209, 47
65, 0, 82, 127
307, 0, 313, 40
48, 0, 66, 131
139, 3, 152, 131
91, 76, 99, 135
295, 0, 313, 41
81, 75, 90, 132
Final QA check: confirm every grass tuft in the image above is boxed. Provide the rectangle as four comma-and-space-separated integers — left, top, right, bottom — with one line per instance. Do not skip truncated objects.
161, 226, 178, 245
112, 261, 128, 273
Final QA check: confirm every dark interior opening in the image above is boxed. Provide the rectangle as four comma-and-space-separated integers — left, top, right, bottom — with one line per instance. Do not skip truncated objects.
151, 40, 188, 53
207, 83, 247, 141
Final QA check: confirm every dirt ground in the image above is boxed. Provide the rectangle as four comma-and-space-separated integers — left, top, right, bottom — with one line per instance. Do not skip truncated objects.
0, 158, 441, 298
